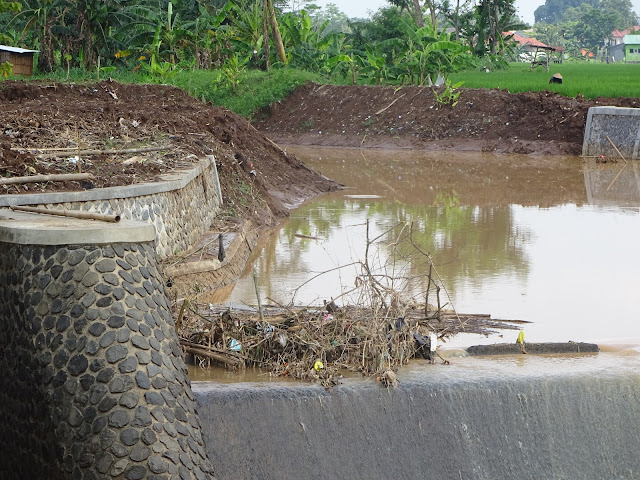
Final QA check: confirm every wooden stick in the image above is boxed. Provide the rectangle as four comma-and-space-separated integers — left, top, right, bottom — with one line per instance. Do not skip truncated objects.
375, 94, 406, 115
0, 172, 93, 186
253, 267, 265, 324
35, 146, 170, 159
183, 346, 245, 368
606, 136, 628, 163
9, 205, 121, 223
606, 163, 629, 192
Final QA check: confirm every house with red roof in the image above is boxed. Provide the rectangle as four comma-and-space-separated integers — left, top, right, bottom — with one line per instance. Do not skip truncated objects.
504, 32, 562, 65
607, 27, 640, 62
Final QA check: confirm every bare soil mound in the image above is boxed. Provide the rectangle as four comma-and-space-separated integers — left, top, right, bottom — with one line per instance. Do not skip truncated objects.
0, 80, 337, 225
255, 83, 640, 155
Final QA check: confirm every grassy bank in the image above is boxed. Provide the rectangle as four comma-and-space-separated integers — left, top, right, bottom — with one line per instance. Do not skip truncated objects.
20, 61, 640, 120
27, 67, 324, 119
450, 62, 640, 99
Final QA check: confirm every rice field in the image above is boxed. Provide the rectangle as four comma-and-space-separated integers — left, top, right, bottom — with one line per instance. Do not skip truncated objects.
450, 62, 640, 99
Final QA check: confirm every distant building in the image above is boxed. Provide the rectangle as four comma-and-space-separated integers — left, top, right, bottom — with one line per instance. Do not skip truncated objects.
623, 35, 640, 63
0, 45, 39, 76
606, 27, 640, 62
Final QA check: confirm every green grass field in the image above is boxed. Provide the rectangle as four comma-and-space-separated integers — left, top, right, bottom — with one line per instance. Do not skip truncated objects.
20, 61, 640, 118
450, 62, 640, 99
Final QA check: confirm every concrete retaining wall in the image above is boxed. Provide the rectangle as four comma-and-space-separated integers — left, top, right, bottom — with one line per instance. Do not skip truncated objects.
0, 238, 214, 479
195, 370, 640, 480
0, 156, 223, 258
582, 106, 640, 159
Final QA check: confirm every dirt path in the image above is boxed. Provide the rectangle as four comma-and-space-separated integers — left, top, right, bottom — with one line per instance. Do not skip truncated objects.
255, 83, 640, 156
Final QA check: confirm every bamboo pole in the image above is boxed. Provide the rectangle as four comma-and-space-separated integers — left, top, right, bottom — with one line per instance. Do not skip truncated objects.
9, 205, 121, 223
606, 135, 628, 163
0, 172, 93, 186
35, 145, 170, 159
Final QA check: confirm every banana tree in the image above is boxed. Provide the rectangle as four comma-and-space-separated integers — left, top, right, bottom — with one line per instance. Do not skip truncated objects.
279, 9, 338, 70
399, 22, 469, 85
326, 52, 362, 85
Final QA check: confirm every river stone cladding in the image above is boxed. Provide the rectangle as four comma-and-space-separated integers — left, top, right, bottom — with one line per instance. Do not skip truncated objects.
54, 169, 218, 259
0, 157, 222, 259
0, 241, 214, 479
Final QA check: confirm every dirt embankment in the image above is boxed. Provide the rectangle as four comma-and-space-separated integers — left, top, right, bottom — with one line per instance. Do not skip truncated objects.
255, 83, 640, 156
0, 80, 337, 227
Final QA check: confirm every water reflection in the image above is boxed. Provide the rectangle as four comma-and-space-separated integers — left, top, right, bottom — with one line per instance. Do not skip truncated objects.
221, 148, 640, 348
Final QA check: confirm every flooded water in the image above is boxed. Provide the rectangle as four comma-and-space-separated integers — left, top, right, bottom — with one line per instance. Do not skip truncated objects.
217, 147, 640, 350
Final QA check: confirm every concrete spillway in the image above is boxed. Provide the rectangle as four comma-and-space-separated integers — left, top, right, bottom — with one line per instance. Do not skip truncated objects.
194, 353, 640, 480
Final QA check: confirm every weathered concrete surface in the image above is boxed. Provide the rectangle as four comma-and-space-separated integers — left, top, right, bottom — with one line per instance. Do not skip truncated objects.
0, 155, 223, 258
582, 106, 640, 159
195, 370, 640, 480
0, 210, 155, 245
466, 342, 599, 355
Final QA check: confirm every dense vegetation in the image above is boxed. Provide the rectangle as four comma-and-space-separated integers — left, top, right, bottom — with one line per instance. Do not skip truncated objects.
0, 0, 638, 116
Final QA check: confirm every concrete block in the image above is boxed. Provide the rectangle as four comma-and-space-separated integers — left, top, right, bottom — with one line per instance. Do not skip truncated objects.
583, 106, 640, 159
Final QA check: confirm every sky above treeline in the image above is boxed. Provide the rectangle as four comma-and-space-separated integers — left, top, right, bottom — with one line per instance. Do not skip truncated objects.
301, 0, 640, 27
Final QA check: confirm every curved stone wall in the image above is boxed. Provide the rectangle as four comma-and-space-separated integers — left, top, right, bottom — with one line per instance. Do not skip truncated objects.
0, 156, 222, 259
0, 239, 214, 479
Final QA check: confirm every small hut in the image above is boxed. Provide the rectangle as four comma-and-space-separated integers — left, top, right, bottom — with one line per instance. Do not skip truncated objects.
0, 45, 39, 76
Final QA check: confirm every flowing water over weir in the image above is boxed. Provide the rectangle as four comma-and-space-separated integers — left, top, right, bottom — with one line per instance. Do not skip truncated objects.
191, 148, 640, 479
194, 353, 640, 480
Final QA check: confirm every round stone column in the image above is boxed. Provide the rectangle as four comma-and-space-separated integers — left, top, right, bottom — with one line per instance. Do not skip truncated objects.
0, 211, 214, 479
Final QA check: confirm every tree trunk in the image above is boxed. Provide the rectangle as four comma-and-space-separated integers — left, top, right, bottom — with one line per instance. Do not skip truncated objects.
266, 0, 287, 64
425, 0, 437, 28
263, 1, 271, 70
412, 0, 424, 28
454, 0, 460, 41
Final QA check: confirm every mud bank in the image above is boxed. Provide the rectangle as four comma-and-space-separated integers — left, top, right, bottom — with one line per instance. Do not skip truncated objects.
195, 363, 640, 480
256, 83, 640, 155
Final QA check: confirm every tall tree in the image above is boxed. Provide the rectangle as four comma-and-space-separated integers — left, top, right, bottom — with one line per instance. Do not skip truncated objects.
475, 0, 519, 55
266, 0, 287, 63
534, 0, 598, 24
575, 6, 617, 53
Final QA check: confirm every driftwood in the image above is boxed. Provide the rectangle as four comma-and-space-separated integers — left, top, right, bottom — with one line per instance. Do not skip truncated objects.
33, 145, 170, 159
10, 205, 121, 223
375, 94, 406, 115
0, 172, 93, 186
180, 339, 246, 368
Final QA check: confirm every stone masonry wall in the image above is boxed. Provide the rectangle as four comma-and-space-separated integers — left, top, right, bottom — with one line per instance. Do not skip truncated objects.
0, 157, 222, 259
0, 241, 214, 479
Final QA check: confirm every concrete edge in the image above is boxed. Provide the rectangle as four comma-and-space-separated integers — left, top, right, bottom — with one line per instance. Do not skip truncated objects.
466, 342, 600, 356
165, 221, 253, 278
582, 107, 595, 156
0, 210, 156, 245
0, 155, 214, 207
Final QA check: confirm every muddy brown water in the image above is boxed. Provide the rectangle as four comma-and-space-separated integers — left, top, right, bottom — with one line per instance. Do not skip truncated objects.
192, 148, 640, 479
215, 147, 640, 350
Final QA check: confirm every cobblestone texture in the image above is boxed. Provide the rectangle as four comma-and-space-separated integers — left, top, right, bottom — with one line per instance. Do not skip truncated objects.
28, 159, 221, 259
0, 242, 214, 479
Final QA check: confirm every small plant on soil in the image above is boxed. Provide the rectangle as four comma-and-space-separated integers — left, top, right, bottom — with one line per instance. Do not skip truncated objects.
432, 78, 464, 107
299, 118, 315, 131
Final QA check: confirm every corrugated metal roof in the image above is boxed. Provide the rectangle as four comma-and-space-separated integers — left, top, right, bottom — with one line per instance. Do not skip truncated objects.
504, 32, 550, 49
0, 45, 39, 54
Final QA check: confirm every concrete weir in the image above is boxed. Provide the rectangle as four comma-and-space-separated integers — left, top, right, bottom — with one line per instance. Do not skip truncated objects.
0, 215, 214, 475
195, 363, 640, 480
582, 106, 640, 159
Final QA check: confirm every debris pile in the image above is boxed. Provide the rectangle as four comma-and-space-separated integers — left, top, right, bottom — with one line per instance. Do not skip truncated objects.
175, 220, 529, 388
177, 302, 525, 388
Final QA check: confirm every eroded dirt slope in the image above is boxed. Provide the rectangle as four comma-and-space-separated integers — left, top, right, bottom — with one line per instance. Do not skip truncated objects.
0, 80, 337, 225
256, 83, 640, 155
